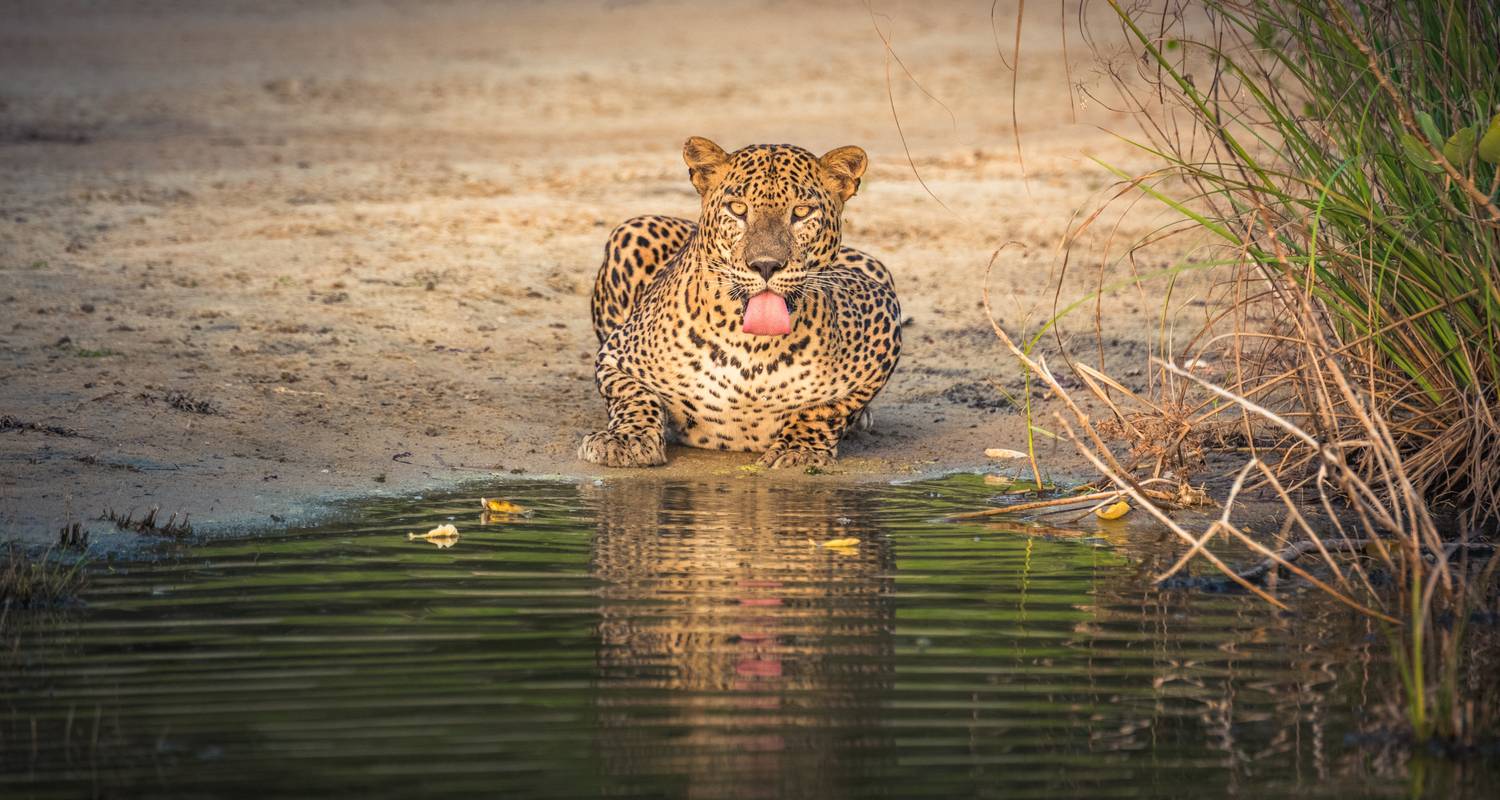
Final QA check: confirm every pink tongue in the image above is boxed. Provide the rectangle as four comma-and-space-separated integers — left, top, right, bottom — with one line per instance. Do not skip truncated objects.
742, 291, 792, 336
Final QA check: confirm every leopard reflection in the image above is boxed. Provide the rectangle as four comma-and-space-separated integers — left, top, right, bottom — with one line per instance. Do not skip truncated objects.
589, 480, 895, 798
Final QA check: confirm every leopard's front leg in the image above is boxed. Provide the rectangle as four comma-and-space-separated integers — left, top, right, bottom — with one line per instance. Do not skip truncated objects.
578, 362, 668, 467
757, 391, 873, 469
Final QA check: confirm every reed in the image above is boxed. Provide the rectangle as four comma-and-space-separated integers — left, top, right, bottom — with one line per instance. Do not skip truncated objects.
1090, 0, 1500, 528
985, 0, 1500, 744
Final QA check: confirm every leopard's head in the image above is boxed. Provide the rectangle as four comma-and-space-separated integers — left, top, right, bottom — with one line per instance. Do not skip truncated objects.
682, 137, 867, 335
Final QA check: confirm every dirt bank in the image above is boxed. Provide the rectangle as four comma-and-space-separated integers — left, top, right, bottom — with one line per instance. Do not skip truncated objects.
0, 0, 1203, 547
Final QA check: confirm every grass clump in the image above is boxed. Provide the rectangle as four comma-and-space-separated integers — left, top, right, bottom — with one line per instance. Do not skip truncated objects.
1081, 0, 1500, 746
1, 543, 87, 613
973, 0, 1500, 748
102, 506, 193, 537
1095, 0, 1500, 527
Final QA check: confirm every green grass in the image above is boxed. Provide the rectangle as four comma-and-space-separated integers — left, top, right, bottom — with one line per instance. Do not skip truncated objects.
1090, 0, 1500, 745
1100, 0, 1499, 522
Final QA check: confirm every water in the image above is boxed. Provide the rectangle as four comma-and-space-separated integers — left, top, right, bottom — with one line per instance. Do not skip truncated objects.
0, 475, 1488, 797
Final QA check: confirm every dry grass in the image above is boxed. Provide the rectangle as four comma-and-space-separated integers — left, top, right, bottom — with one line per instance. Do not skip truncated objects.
984, 247, 1498, 740
1, 543, 87, 615
102, 507, 193, 537
1078, 0, 1500, 531
975, 0, 1500, 745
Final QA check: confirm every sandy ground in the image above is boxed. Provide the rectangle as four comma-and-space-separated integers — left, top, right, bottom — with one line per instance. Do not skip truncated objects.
0, 0, 1208, 546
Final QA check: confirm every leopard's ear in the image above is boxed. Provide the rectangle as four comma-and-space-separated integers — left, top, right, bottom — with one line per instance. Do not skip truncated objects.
818, 145, 868, 202
683, 136, 730, 196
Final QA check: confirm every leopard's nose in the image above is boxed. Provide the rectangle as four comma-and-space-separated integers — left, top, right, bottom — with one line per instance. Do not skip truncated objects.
750, 258, 785, 280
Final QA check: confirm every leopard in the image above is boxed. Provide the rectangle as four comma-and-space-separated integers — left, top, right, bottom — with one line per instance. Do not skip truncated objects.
579, 136, 901, 469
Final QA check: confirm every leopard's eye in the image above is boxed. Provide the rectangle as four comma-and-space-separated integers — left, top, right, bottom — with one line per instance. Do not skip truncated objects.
726, 200, 748, 217
791, 204, 814, 220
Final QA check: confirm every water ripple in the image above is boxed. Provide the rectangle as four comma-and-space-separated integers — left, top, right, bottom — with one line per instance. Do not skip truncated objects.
0, 476, 1472, 797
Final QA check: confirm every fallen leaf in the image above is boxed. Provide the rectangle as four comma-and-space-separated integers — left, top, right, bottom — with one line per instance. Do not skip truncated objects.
819, 537, 861, 548
984, 448, 1028, 459
1095, 500, 1131, 520
481, 498, 526, 514
409, 523, 460, 548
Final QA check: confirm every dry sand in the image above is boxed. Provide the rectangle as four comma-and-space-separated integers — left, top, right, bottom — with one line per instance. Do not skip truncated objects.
1, 0, 1208, 546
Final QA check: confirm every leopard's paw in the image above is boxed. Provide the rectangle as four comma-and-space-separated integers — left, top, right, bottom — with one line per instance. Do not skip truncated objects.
578, 430, 667, 468
756, 445, 835, 470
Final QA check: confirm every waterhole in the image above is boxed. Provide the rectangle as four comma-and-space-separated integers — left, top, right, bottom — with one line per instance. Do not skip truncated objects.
2, 475, 1488, 797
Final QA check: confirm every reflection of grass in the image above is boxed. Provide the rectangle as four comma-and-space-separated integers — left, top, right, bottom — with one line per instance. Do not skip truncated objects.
894, 503, 1123, 669
1, 543, 87, 613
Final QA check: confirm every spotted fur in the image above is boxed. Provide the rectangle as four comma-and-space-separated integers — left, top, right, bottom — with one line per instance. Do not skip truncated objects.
579, 138, 901, 469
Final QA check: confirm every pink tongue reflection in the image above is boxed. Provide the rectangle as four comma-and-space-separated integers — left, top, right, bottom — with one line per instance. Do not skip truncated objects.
742, 291, 792, 336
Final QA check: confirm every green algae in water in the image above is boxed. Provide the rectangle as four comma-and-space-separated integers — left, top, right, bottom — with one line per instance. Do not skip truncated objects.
0, 475, 1491, 798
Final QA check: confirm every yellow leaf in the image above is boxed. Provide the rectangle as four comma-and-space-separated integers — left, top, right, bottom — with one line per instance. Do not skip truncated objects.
409, 523, 460, 548
481, 498, 526, 514
984, 448, 1028, 459
1095, 500, 1131, 520
820, 537, 861, 548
